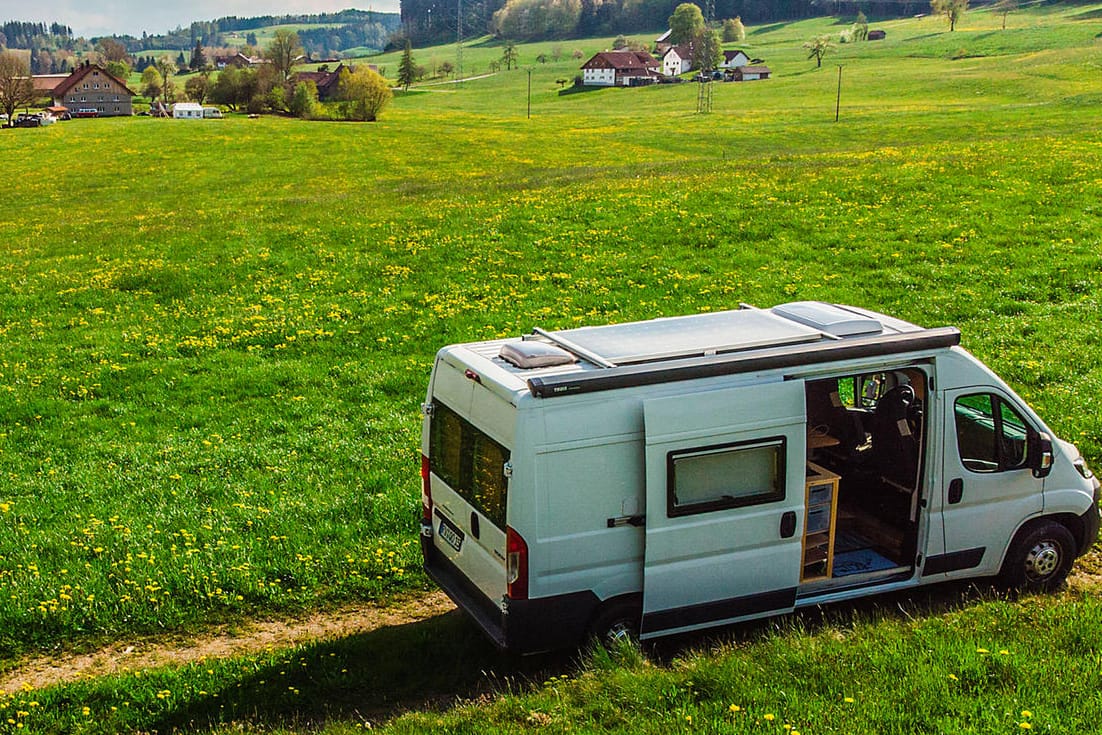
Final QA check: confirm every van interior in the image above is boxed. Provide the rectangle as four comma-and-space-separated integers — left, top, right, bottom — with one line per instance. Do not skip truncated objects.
802, 367, 927, 589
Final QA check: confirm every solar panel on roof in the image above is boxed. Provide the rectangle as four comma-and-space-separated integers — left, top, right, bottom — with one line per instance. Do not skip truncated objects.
546, 309, 823, 365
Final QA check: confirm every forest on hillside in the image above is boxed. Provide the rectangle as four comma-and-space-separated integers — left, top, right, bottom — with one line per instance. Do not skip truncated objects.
0, 10, 401, 63
400, 0, 976, 45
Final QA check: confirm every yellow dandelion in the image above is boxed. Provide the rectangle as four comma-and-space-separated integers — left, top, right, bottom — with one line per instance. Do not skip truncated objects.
729, 704, 741, 713
764, 713, 775, 721
844, 696, 855, 703
976, 647, 989, 654
948, 674, 959, 681
1019, 723, 1032, 730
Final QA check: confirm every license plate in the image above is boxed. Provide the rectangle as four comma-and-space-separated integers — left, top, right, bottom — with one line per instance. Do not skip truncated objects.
437, 513, 464, 552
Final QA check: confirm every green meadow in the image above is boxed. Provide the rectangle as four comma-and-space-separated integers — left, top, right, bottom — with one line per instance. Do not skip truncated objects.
0, 3, 1100, 731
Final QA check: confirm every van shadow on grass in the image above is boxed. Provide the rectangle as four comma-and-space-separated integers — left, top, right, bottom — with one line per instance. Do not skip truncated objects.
150, 609, 577, 732
649, 578, 1009, 662
151, 580, 1022, 731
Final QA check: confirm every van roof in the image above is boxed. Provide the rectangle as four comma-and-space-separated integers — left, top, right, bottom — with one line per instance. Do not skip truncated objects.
441, 302, 961, 400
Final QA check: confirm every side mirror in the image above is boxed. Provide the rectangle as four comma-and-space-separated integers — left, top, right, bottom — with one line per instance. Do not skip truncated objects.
1030, 431, 1054, 479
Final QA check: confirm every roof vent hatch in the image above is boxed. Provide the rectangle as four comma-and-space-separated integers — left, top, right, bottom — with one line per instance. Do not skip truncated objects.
771, 301, 883, 337
500, 341, 577, 369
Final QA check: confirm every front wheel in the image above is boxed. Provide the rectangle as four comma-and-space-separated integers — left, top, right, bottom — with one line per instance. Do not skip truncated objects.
998, 520, 1075, 592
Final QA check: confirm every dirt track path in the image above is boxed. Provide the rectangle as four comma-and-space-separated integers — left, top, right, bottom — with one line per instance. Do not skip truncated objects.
0, 591, 456, 695
2, 547, 1099, 696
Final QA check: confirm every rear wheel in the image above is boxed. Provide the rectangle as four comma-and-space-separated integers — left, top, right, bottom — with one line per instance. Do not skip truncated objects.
999, 520, 1075, 592
587, 602, 640, 650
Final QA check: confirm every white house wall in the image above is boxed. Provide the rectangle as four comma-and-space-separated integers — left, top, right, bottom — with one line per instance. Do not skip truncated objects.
584, 68, 615, 86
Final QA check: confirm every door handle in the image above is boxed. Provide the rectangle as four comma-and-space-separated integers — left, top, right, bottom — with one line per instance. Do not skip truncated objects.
948, 478, 964, 505
780, 511, 797, 538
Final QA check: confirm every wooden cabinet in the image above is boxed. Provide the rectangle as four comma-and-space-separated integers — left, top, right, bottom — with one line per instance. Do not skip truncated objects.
801, 462, 840, 582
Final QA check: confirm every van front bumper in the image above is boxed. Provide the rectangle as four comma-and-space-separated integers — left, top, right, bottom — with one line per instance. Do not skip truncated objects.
422, 539, 599, 654
1078, 481, 1101, 556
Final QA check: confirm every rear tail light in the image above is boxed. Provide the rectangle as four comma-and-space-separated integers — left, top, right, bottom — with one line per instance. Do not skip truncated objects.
506, 526, 529, 600
421, 454, 433, 532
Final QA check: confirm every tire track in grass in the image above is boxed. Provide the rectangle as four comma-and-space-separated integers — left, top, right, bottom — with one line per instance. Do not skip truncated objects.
0, 591, 456, 694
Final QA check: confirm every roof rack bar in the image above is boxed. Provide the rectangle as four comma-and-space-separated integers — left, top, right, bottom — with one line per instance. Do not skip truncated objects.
531, 327, 618, 369
527, 327, 961, 398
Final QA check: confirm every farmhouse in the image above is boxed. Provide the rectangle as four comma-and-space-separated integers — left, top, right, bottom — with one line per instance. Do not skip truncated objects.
734, 64, 771, 81
662, 45, 693, 76
580, 51, 660, 87
654, 28, 673, 56
718, 49, 750, 70
215, 52, 264, 69
52, 62, 134, 117
293, 63, 351, 100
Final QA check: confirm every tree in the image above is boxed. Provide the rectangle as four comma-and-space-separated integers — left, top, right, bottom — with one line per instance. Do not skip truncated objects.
97, 38, 129, 63
931, 0, 968, 31
502, 41, 518, 70
156, 57, 178, 102
246, 31, 258, 46
854, 11, 869, 41
993, 0, 1017, 29
613, 34, 628, 49
803, 35, 834, 68
397, 40, 416, 90
266, 29, 302, 83
722, 16, 745, 42
668, 3, 705, 45
184, 72, 210, 103
189, 39, 206, 71
338, 66, 392, 121
0, 51, 34, 126
439, 59, 454, 77
105, 59, 130, 81
140, 66, 163, 102
210, 66, 256, 110
289, 80, 318, 118
691, 27, 722, 71
176, 51, 187, 68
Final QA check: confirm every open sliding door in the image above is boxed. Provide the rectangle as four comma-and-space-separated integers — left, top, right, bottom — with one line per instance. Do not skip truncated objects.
641, 379, 806, 639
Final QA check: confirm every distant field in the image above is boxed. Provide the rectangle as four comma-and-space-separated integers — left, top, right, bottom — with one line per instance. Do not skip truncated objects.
0, 3, 1100, 732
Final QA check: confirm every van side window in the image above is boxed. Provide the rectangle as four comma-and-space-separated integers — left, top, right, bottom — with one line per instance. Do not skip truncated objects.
667, 437, 786, 517
954, 394, 1029, 473
429, 401, 510, 528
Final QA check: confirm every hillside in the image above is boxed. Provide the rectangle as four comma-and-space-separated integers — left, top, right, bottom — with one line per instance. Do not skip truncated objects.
0, 3, 1100, 733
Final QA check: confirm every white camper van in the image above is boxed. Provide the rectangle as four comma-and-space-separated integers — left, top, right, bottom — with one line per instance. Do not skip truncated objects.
420, 302, 1099, 652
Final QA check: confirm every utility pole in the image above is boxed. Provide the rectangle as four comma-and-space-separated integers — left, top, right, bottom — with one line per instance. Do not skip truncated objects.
456, 0, 463, 85
835, 64, 843, 122
527, 67, 532, 118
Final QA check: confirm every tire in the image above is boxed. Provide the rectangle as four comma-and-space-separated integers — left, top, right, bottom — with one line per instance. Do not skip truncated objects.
998, 520, 1075, 592
587, 602, 641, 650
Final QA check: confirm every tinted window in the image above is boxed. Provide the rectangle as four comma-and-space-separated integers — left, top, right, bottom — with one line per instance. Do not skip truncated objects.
429, 401, 510, 528
668, 438, 786, 517
954, 394, 1030, 473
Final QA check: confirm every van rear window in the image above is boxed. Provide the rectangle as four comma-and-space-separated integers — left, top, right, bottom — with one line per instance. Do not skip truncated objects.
429, 401, 510, 529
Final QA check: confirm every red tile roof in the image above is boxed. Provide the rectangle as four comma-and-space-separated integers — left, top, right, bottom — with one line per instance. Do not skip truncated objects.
53, 63, 135, 99
32, 74, 69, 94
582, 51, 659, 72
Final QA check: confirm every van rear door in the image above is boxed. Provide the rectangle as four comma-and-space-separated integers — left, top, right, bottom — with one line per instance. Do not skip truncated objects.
425, 364, 514, 609
641, 380, 806, 638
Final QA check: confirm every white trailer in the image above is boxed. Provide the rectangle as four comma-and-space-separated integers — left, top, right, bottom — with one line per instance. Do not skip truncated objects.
420, 302, 1100, 652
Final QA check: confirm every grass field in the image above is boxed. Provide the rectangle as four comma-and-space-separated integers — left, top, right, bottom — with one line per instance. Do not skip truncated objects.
0, 3, 1101, 732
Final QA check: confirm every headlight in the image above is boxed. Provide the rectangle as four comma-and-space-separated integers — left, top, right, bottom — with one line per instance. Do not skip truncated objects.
1073, 457, 1094, 480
